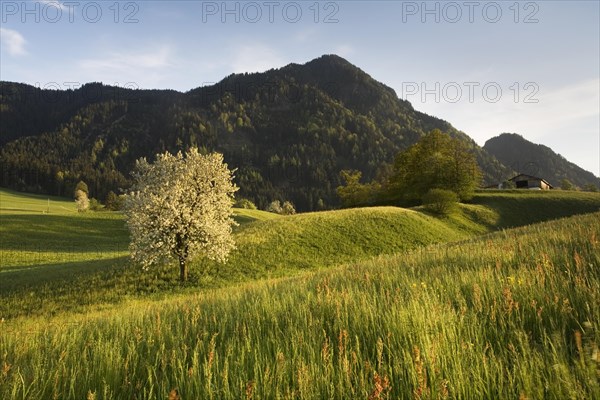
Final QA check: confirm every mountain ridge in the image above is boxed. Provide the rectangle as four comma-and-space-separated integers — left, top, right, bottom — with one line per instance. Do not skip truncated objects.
484, 133, 600, 188
3, 55, 585, 210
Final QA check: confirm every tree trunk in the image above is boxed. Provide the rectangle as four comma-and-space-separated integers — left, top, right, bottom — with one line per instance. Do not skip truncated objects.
176, 235, 189, 282
179, 256, 188, 282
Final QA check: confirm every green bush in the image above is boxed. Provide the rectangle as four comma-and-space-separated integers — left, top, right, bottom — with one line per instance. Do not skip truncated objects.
266, 200, 283, 214
234, 198, 257, 209
422, 188, 459, 216
281, 201, 296, 215
89, 198, 103, 211
104, 191, 125, 211
266, 200, 296, 215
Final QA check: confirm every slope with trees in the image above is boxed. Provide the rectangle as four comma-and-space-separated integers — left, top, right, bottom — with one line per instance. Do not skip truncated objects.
337, 129, 481, 209
386, 129, 481, 204
484, 133, 600, 189
1, 55, 513, 210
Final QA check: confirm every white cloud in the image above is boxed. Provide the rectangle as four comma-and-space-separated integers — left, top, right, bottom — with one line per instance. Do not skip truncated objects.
334, 45, 355, 58
293, 28, 319, 43
78, 47, 174, 87
478, 79, 598, 142
399, 78, 598, 142
0, 28, 27, 56
230, 45, 285, 74
80, 47, 172, 71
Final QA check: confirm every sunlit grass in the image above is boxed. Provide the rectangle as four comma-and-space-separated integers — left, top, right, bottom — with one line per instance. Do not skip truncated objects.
1, 212, 598, 398
0, 190, 473, 319
1, 188, 600, 398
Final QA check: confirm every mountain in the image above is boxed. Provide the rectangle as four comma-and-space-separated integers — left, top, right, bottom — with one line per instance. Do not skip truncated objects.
0, 55, 512, 211
484, 133, 600, 189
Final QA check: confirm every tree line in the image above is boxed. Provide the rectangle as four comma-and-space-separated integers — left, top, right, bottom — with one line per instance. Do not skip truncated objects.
337, 129, 480, 211
1, 57, 514, 211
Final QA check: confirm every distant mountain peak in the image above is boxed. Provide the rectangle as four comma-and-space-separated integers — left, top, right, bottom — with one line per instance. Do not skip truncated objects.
305, 54, 354, 66
484, 133, 600, 187
282, 53, 366, 78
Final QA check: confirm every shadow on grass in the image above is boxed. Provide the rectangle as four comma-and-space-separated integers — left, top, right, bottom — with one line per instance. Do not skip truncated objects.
0, 254, 237, 319
0, 256, 129, 293
233, 214, 259, 226
471, 193, 600, 228
0, 214, 129, 253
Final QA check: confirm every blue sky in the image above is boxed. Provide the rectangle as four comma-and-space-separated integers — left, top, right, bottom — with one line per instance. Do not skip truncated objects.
1, 0, 599, 176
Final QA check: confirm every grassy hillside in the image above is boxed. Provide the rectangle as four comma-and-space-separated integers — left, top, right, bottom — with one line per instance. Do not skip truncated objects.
233, 208, 281, 225
0, 189, 128, 271
0, 190, 470, 319
219, 207, 468, 279
0, 189, 274, 272
0, 188, 77, 213
2, 188, 600, 320
2, 212, 598, 399
471, 190, 600, 228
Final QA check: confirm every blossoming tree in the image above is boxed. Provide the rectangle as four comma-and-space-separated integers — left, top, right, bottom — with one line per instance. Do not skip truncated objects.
124, 148, 238, 281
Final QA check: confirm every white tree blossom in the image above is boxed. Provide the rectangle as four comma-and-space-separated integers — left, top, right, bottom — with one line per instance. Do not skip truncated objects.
281, 201, 296, 215
267, 200, 296, 215
75, 189, 89, 212
266, 200, 283, 214
124, 148, 238, 281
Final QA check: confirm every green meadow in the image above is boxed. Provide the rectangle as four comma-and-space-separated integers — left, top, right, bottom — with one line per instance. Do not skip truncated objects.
1, 188, 599, 398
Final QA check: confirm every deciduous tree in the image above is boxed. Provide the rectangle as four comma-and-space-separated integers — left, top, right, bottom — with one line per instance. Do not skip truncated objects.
281, 201, 296, 215
267, 201, 283, 214
124, 148, 238, 282
561, 179, 575, 191
388, 129, 480, 204
336, 170, 373, 208
74, 180, 88, 197
75, 189, 89, 212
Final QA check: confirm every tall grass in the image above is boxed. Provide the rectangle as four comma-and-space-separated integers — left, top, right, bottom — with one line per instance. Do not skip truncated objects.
2, 212, 598, 399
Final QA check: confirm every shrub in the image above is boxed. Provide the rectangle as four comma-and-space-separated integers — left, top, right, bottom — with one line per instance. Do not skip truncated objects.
89, 198, 103, 211
75, 189, 89, 212
501, 180, 516, 189
561, 179, 575, 191
281, 201, 296, 215
267, 200, 296, 215
234, 198, 257, 210
422, 189, 458, 216
104, 191, 125, 211
266, 200, 283, 214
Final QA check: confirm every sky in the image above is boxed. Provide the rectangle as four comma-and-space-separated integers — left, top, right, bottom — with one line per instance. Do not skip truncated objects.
1, 0, 599, 176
